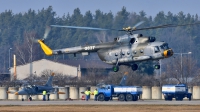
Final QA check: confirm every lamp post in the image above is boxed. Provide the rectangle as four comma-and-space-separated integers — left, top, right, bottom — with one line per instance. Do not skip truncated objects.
9, 48, 12, 70
159, 60, 162, 85
9, 48, 12, 81
174, 52, 192, 83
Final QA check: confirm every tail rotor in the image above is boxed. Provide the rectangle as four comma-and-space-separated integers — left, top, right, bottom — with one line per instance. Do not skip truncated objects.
42, 26, 51, 42
33, 26, 51, 43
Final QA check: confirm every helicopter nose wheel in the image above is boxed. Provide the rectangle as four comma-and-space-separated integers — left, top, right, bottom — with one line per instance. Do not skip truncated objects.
154, 65, 160, 69
131, 64, 138, 71
113, 65, 119, 72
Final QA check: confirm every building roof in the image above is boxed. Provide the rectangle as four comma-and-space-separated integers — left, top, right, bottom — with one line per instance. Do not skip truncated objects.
10, 59, 78, 80
13, 59, 77, 68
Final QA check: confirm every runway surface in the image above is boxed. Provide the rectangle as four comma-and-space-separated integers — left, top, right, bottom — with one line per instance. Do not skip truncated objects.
0, 100, 200, 105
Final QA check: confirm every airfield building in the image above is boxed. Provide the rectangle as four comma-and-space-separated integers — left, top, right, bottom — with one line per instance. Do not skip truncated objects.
10, 59, 78, 80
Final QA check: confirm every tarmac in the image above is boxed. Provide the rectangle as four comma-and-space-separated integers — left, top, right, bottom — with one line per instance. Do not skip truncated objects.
0, 100, 200, 105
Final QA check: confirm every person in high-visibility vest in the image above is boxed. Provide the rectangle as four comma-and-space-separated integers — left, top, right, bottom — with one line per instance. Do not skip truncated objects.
84, 89, 91, 101
43, 90, 46, 101
93, 89, 98, 101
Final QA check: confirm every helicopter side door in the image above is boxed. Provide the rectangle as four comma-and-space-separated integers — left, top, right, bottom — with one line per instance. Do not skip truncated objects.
143, 46, 153, 56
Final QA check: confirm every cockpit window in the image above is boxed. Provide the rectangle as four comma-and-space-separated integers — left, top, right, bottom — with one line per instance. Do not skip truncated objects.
24, 84, 36, 90
160, 43, 169, 50
154, 46, 160, 53
130, 38, 135, 44
160, 45, 164, 49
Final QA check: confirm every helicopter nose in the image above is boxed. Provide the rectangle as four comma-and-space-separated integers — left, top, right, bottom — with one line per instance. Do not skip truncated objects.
163, 49, 173, 58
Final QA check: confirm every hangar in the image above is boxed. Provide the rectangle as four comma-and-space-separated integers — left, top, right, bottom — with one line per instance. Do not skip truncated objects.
10, 59, 79, 80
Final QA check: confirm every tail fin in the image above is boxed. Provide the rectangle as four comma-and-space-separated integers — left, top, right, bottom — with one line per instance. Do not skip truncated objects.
38, 40, 53, 56
45, 73, 54, 87
119, 72, 128, 86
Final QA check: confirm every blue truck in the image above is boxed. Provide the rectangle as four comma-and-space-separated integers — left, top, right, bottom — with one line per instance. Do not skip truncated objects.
97, 84, 142, 101
162, 84, 192, 101
96, 72, 142, 101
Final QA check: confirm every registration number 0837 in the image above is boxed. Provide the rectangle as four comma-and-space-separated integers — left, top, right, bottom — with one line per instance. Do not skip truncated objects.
84, 46, 95, 50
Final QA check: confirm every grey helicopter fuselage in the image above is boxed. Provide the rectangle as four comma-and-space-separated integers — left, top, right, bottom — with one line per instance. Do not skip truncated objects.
37, 22, 200, 72
50, 33, 173, 66
38, 33, 173, 72
97, 34, 172, 65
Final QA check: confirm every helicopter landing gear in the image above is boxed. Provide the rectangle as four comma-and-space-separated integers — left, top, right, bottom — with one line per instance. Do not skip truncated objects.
154, 65, 160, 69
113, 65, 119, 72
131, 64, 138, 71
113, 58, 119, 72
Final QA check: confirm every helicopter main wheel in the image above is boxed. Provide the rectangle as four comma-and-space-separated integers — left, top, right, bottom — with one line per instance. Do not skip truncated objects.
131, 64, 138, 71
154, 65, 160, 69
113, 65, 119, 72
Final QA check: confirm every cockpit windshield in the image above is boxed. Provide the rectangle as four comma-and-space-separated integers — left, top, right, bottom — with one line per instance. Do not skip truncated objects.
24, 84, 35, 89
154, 46, 160, 53
160, 43, 169, 50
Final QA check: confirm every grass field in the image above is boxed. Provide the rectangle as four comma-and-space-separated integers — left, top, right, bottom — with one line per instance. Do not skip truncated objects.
0, 105, 200, 112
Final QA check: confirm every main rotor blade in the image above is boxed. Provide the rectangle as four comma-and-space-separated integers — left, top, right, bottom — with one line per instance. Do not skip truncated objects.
51, 25, 112, 31
133, 21, 145, 28
130, 22, 200, 31
51, 22, 200, 33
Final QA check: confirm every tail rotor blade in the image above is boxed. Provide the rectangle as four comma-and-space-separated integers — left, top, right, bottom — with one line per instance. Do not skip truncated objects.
32, 26, 51, 43
31, 38, 39, 43
43, 26, 51, 40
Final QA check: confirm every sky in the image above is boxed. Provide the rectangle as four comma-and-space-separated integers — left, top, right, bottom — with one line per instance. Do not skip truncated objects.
0, 0, 200, 18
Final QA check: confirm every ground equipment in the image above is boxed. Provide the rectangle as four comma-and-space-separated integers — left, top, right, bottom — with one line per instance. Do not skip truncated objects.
162, 84, 192, 101
97, 84, 142, 101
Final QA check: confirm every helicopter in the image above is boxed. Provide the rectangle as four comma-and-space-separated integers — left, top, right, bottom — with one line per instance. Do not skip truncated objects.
36, 22, 200, 72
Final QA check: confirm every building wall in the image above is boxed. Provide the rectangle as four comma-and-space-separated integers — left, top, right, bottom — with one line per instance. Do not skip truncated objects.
10, 59, 78, 80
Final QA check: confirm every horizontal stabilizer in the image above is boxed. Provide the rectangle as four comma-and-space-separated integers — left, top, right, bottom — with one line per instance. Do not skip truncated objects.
7, 90, 16, 94
57, 92, 65, 94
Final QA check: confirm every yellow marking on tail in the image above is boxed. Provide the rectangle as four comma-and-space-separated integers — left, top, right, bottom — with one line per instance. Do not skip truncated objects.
38, 40, 53, 56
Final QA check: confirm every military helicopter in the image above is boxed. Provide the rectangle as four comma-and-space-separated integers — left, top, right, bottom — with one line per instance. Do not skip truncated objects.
36, 22, 200, 72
